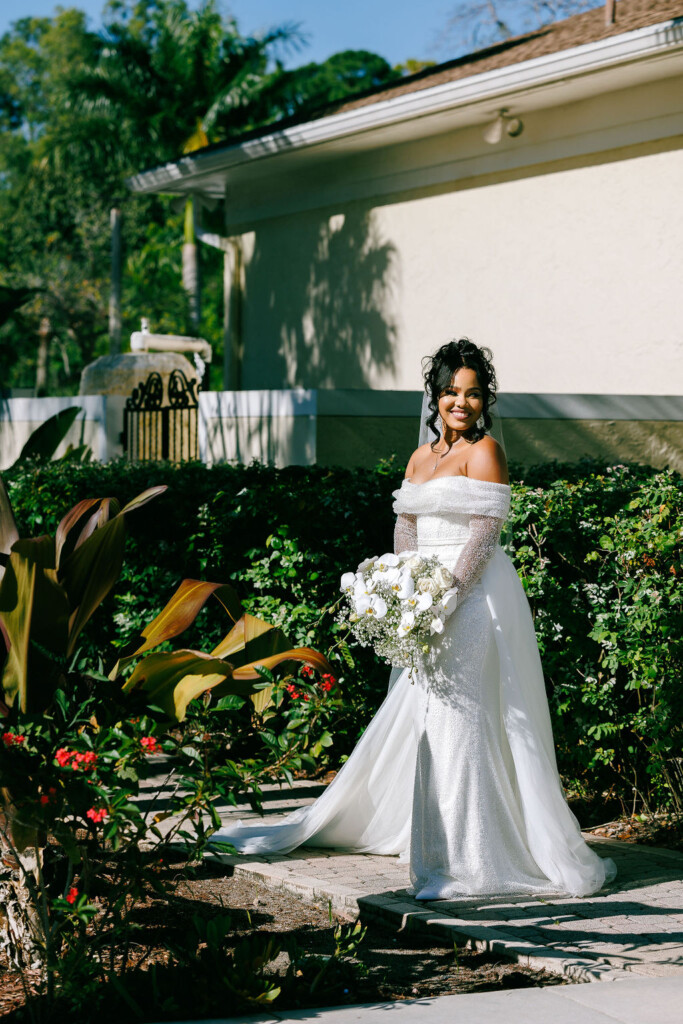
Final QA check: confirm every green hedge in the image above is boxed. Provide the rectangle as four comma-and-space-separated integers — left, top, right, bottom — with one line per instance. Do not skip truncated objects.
5, 456, 682, 813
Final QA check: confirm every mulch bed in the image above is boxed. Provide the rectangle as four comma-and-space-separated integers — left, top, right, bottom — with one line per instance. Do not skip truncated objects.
0, 862, 564, 1022
585, 814, 683, 852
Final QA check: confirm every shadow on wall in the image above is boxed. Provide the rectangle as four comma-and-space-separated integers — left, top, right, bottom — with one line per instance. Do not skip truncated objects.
242, 205, 399, 389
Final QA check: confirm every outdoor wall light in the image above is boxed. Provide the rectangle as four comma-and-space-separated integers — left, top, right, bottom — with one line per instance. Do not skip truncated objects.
483, 109, 524, 144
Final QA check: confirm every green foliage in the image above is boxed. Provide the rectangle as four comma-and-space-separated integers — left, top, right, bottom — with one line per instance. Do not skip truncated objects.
0, 1, 399, 395
506, 460, 682, 814
4, 457, 681, 811
0, 672, 304, 1014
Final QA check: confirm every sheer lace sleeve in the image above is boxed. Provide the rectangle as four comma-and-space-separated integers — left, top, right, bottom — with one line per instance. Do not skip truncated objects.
451, 514, 504, 606
394, 513, 417, 555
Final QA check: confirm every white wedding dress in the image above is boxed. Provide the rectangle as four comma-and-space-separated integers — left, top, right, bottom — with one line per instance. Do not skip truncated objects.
211, 475, 616, 899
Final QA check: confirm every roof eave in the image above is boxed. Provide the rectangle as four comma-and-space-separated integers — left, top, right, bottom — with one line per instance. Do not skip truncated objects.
127, 17, 683, 196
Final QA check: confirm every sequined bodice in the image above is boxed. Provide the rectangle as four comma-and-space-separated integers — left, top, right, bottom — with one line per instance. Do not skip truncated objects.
417, 512, 471, 567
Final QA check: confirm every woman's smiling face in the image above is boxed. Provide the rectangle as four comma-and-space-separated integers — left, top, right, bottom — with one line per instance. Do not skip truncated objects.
438, 367, 484, 437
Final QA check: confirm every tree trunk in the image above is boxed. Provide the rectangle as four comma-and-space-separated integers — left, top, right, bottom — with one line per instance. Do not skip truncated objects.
35, 317, 51, 397
182, 197, 201, 334
0, 806, 44, 971
109, 207, 122, 354
222, 238, 243, 390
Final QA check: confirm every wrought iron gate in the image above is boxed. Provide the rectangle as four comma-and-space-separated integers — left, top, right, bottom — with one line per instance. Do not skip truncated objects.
123, 369, 198, 461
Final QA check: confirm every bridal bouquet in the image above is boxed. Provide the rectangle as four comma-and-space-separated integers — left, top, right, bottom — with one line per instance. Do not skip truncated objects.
338, 552, 458, 669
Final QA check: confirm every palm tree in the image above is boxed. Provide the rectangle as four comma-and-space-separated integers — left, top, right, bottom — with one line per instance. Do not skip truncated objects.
63, 0, 301, 333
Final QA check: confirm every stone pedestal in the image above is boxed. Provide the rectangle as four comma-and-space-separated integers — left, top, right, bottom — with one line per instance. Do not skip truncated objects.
79, 352, 196, 397
79, 353, 199, 462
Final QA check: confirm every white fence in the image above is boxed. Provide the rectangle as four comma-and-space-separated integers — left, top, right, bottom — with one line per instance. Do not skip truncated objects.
2, 390, 682, 471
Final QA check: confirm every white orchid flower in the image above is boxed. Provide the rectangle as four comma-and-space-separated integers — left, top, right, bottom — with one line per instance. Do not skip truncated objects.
357, 555, 377, 572
397, 610, 416, 637
356, 593, 388, 619
390, 572, 414, 600
354, 576, 377, 600
340, 571, 358, 593
405, 584, 433, 610
375, 552, 400, 573
440, 588, 459, 615
415, 591, 433, 612
430, 616, 445, 635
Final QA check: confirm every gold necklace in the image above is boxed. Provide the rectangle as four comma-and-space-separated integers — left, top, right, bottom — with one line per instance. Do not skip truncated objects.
432, 435, 464, 471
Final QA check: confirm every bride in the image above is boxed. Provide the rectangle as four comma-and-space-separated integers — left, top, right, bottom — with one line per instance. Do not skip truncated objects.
211, 339, 616, 899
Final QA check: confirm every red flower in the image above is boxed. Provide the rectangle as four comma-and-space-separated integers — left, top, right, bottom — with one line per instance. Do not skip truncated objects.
86, 807, 108, 824
65, 887, 78, 905
40, 795, 50, 806
140, 736, 162, 754
285, 683, 300, 699
56, 749, 98, 771
300, 666, 314, 679
3, 732, 26, 747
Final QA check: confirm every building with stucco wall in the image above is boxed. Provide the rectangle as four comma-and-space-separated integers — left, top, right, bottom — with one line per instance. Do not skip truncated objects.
128, 0, 683, 470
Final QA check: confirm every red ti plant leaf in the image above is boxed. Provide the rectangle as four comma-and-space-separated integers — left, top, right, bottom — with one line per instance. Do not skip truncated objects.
109, 578, 242, 679
0, 537, 69, 712
0, 475, 19, 586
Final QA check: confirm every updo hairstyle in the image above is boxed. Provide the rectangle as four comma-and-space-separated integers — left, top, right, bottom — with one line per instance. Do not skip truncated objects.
422, 338, 498, 447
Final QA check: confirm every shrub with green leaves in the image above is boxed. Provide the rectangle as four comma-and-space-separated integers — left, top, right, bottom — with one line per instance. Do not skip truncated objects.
4, 456, 681, 813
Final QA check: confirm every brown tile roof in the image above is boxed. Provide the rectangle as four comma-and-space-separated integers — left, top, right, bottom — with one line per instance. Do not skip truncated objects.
332, 0, 683, 115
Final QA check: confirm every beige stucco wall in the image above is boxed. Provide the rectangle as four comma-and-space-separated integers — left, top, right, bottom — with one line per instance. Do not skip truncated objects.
316, 417, 683, 472
235, 73, 683, 400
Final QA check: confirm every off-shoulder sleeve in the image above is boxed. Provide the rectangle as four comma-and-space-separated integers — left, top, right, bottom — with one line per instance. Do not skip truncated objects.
392, 477, 511, 519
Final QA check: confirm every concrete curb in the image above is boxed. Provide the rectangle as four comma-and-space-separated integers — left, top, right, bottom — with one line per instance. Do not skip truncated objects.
207, 852, 631, 984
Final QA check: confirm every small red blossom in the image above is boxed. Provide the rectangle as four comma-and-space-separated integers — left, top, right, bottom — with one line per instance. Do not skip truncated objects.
55, 749, 98, 771
86, 807, 108, 824
140, 736, 162, 754
40, 795, 50, 806
65, 887, 78, 905
300, 666, 314, 679
3, 732, 26, 747
285, 683, 300, 699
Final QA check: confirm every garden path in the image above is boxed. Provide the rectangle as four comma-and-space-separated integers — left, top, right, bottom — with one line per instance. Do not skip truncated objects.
141, 768, 683, 985
203, 780, 683, 984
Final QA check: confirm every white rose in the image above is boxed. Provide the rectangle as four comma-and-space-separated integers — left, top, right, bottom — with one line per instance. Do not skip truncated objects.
434, 565, 453, 590
403, 554, 424, 571
417, 577, 438, 596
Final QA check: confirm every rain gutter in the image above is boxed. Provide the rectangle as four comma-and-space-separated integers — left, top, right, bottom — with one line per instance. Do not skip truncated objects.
127, 17, 683, 194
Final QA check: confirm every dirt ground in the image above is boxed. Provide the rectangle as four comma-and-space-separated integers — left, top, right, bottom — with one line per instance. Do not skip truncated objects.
0, 863, 564, 1021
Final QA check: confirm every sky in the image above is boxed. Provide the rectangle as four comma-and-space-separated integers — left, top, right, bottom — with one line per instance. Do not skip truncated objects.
0, 0, 460, 67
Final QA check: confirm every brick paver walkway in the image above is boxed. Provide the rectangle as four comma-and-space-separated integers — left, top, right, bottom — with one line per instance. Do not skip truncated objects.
200, 779, 683, 983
